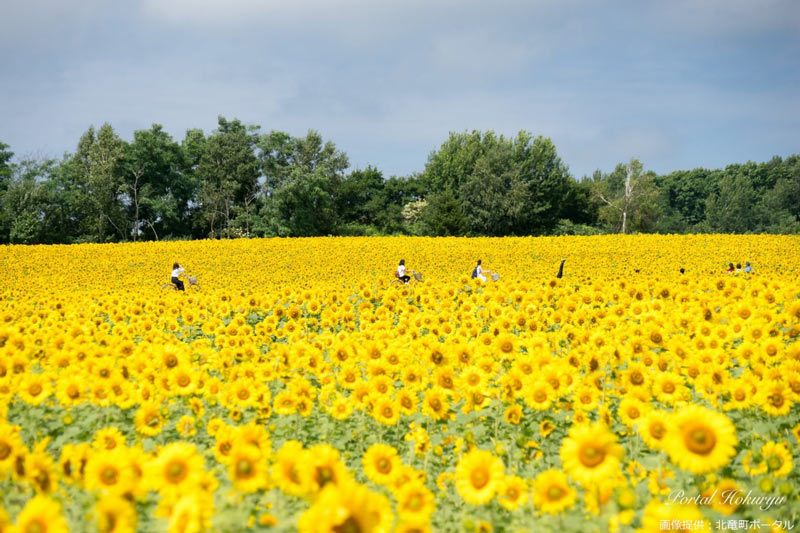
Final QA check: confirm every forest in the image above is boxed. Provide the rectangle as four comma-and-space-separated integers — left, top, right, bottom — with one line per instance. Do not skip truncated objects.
1, 116, 798, 244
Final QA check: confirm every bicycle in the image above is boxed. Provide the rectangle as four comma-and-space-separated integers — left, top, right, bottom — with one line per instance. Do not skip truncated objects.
161, 275, 200, 291
390, 270, 422, 287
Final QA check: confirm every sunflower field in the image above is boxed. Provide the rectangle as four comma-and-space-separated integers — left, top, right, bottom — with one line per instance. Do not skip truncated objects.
1, 235, 799, 533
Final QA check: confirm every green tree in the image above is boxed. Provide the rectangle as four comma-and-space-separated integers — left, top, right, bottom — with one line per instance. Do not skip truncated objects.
704, 172, 758, 233
123, 124, 186, 240
594, 159, 660, 233
197, 117, 261, 238
259, 130, 350, 236
421, 131, 573, 235
3, 158, 69, 244
0, 142, 14, 242
420, 189, 467, 236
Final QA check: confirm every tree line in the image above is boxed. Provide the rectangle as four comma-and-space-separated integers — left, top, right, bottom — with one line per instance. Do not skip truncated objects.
1, 117, 798, 244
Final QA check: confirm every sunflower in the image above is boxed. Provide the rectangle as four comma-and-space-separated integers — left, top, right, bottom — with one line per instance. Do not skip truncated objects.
0, 424, 23, 475
421, 389, 450, 421
10, 495, 69, 533
707, 478, 742, 516
300, 443, 351, 495
454, 448, 505, 505
617, 397, 648, 428
559, 422, 623, 486
759, 383, 793, 416
523, 380, 554, 411
395, 481, 436, 525
503, 404, 523, 425
497, 475, 529, 511
166, 493, 212, 533
133, 402, 164, 437
363, 443, 401, 486
17, 374, 52, 406
647, 494, 716, 533
297, 481, 392, 533
94, 494, 137, 533
85, 449, 135, 495
664, 405, 737, 474
146, 442, 205, 500
272, 440, 308, 497
531, 469, 576, 515
373, 397, 400, 426
637, 410, 669, 451
760, 441, 793, 478
24, 441, 59, 494
229, 444, 268, 493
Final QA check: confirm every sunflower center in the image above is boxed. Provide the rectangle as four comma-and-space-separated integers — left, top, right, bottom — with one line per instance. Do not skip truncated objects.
628, 407, 640, 419
101, 466, 118, 485
630, 371, 644, 385
29, 383, 43, 396
0, 442, 10, 460
178, 375, 190, 387
547, 485, 565, 501
649, 422, 665, 439
770, 394, 784, 407
146, 414, 160, 427
578, 444, 606, 468
236, 459, 254, 478
382, 407, 393, 418
470, 468, 489, 489
333, 516, 361, 533
316, 466, 335, 487
238, 389, 250, 400
25, 519, 47, 533
766, 455, 783, 471
406, 493, 423, 511
734, 390, 746, 401
377, 458, 392, 474
534, 391, 547, 403
662, 382, 675, 394
67, 385, 80, 399
166, 461, 187, 483
684, 426, 716, 455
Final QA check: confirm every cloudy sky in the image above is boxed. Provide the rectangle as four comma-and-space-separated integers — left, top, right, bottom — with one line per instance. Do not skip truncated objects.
1, 0, 799, 178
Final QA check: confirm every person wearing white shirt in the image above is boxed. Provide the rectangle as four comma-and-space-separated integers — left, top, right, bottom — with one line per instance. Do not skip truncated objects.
171, 262, 185, 291
396, 259, 411, 284
471, 259, 488, 282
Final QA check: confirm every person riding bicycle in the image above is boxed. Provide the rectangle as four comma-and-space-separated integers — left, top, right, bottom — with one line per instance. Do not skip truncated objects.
171, 262, 185, 291
471, 259, 490, 282
396, 259, 412, 284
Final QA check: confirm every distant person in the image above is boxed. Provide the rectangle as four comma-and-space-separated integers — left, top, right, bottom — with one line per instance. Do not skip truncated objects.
171, 262, 185, 291
396, 259, 411, 284
736, 263, 742, 273
679, 267, 685, 275
726, 263, 735, 274
743, 262, 753, 274
556, 259, 566, 279
471, 259, 489, 282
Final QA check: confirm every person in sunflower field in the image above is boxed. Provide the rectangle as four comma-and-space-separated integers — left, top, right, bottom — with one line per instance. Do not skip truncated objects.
726, 263, 735, 274
471, 259, 489, 282
171, 262, 185, 291
396, 259, 411, 284
556, 258, 566, 279
743, 261, 753, 273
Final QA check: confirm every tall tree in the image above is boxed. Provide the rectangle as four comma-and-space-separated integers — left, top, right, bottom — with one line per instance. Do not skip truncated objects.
594, 159, 660, 234
0, 142, 14, 242
197, 117, 261, 238
260, 130, 350, 236
705, 172, 759, 233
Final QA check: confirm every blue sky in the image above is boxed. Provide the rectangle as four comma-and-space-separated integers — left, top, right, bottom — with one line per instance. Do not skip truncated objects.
1, 0, 799, 179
